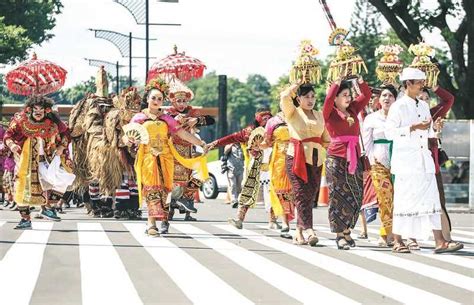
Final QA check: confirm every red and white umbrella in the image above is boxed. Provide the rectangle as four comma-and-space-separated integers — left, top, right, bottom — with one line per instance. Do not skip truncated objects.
5, 53, 67, 96
147, 45, 206, 83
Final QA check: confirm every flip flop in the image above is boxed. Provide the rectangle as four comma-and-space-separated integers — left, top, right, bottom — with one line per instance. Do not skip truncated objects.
293, 237, 308, 245
434, 241, 464, 254
392, 243, 411, 253
406, 240, 420, 250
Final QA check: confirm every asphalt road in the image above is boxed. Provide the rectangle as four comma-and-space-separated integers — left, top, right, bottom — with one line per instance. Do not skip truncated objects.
0, 194, 473, 305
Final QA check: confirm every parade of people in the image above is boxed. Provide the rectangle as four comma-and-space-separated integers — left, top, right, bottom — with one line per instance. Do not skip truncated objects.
0, 0, 472, 304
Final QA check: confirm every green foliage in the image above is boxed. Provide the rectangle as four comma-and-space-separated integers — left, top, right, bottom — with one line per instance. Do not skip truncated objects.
0, 17, 32, 64
187, 72, 219, 108
0, 73, 26, 104
0, 0, 63, 63
206, 149, 219, 163
52, 77, 96, 104
349, 0, 383, 85
187, 72, 274, 130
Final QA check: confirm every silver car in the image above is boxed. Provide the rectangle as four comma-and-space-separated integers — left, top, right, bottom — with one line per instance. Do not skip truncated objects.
202, 160, 228, 199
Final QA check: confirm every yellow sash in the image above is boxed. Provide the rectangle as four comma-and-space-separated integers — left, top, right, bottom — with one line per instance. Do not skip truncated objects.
15, 138, 32, 204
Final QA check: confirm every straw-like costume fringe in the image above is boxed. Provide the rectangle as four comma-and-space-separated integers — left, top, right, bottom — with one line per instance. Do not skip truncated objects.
96, 109, 134, 195
69, 97, 91, 190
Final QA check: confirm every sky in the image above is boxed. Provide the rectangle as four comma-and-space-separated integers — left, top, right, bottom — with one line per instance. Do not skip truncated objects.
1, 0, 455, 89
1, 0, 359, 88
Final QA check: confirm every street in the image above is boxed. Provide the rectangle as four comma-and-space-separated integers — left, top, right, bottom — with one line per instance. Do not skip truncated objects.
0, 195, 473, 305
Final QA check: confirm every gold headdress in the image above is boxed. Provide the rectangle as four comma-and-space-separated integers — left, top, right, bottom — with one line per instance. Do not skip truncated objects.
375, 44, 404, 85
113, 87, 141, 112
289, 40, 321, 84
408, 42, 439, 88
168, 78, 194, 101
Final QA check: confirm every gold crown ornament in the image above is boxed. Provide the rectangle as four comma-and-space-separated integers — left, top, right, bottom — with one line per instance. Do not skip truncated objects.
408, 42, 439, 88
327, 40, 368, 82
289, 40, 322, 84
375, 44, 404, 85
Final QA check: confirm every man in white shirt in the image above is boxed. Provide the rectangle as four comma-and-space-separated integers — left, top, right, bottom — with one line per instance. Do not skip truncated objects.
385, 67, 463, 254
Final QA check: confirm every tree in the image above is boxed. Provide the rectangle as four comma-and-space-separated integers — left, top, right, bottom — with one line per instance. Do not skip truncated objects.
52, 77, 97, 105
0, 17, 32, 63
0, 0, 63, 63
246, 74, 272, 109
349, 0, 384, 85
0, 73, 26, 105
187, 72, 274, 132
367, 0, 472, 118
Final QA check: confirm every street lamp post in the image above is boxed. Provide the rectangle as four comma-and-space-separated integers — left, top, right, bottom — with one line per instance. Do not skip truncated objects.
89, 29, 154, 86
84, 58, 127, 94
113, 0, 181, 80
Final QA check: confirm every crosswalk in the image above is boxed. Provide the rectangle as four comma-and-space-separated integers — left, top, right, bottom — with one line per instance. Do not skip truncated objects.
0, 220, 473, 305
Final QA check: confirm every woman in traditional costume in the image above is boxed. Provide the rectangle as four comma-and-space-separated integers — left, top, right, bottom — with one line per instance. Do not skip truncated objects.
362, 85, 398, 247
323, 77, 371, 250
263, 112, 294, 237
280, 82, 330, 246
4, 96, 71, 229
129, 78, 208, 237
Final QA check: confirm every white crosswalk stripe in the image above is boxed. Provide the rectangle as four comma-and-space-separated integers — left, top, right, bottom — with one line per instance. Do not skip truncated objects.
125, 223, 254, 305
77, 223, 143, 305
451, 229, 474, 237
318, 226, 474, 269
350, 226, 474, 252
246, 224, 461, 304
0, 220, 472, 305
173, 223, 359, 305
0, 222, 53, 305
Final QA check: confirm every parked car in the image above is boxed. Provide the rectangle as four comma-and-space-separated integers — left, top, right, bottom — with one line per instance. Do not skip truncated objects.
202, 160, 228, 199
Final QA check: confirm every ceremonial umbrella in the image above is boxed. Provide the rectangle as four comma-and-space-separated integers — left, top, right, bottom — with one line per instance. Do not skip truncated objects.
147, 45, 206, 83
5, 53, 67, 96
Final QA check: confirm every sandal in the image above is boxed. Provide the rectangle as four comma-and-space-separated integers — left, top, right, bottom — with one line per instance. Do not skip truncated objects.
392, 242, 411, 253
293, 236, 308, 245
145, 226, 160, 237
336, 236, 350, 250
406, 240, 420, 251
357, 232, 368, 239
343, 231, 356, 247
434, 241, 464, 254
307, 235, 319, 247
378, 237, 388, 247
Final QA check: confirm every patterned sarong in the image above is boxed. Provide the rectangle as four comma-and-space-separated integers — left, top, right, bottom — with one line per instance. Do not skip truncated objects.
370, 162, 394, 236
326, 155, 363, 233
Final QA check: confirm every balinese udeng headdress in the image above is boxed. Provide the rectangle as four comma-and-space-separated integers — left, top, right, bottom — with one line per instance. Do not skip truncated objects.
145, 77, 170, 97
289, 40, 321, 84
168, 78, 194, 101
408, 41, 439, 88
375, 44, 404, 86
